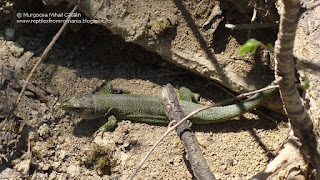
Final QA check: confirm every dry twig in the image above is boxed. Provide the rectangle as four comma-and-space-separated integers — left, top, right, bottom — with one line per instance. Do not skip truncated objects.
159, 84, 215, 180
225, 22, 278, 30
247, 7, 257, 38
193, 0, 208, 16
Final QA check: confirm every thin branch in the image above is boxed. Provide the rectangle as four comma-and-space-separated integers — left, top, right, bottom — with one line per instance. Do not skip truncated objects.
225, 22, 279, 30
193, 0, 208, 16
274, 0, 320, 174
248, 7, 257, 38
129, 84, 279, 179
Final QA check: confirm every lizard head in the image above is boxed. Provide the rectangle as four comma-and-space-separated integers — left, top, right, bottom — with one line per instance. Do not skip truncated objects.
60, 95, 96, 119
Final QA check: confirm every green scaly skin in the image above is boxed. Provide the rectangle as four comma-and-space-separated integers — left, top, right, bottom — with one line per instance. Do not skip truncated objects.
61, 86, 275, 132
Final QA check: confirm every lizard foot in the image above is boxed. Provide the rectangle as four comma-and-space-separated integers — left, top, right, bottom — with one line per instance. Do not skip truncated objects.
92, 115, 118, 138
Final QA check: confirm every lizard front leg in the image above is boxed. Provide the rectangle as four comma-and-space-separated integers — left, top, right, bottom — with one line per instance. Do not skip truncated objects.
93, 115, 118, 138
93, 107, 119, 138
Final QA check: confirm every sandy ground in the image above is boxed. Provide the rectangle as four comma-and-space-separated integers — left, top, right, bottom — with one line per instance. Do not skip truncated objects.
0, 1, 291, 179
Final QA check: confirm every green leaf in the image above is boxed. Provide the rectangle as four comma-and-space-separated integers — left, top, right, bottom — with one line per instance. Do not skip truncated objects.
239, 45, 251, 56
239, 38, 260, 56
302, 80, 310, 90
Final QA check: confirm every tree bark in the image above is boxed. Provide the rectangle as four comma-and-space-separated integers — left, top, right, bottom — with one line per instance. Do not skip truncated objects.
159, 84, 216, 180
274, 0, 320, 175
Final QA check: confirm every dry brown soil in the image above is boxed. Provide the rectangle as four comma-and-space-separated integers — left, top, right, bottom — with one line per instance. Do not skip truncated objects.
0, 1, 291, 179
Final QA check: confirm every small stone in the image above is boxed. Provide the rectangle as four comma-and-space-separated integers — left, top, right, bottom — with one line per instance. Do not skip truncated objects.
42, 164, 51, 171
60, 164, 68, 172
223, 170, 232, 175
0, 47, 6, 55
8, 56, 17, 67
120, 151, 129, 166
0, 167, 20, 179
97, 169, 103, 176
31, 172, 48, 179
2, 55, 8, 60
49, 171, 57, 180
226, 158, 234, 166
14, 51, 34, 72
52, 162, 61, 169
9, 44, 24, 57
43, 113, 54, 121
60, 150, 67, 160
37, 124, 50, 137
29, 118, 39, 125
39, 103, 48, 112
14, 159, 31, 175
47, 150, 55, 156
57, 136, 65, 143
24, 90, 35, 97
66, 165, 80, 177
30, 110, 39, 117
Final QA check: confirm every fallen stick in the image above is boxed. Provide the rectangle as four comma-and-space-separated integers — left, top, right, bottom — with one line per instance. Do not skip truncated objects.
159, 84, 215, 180
225, 22, 278, 30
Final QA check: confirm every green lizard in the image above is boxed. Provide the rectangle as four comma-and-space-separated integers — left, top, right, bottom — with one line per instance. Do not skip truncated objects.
61, 84, 275, 133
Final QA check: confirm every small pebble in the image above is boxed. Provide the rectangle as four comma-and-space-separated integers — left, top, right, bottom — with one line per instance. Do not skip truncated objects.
52, 162, 61, 169
60, 150, 67, 160
66, 164, 80, 177
37, 124, 50, 137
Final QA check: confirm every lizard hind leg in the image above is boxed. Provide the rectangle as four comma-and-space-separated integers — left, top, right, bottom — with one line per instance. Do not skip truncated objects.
179, 87, 200, 103
93, 115, 118, 138
179, 87, 200, 127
